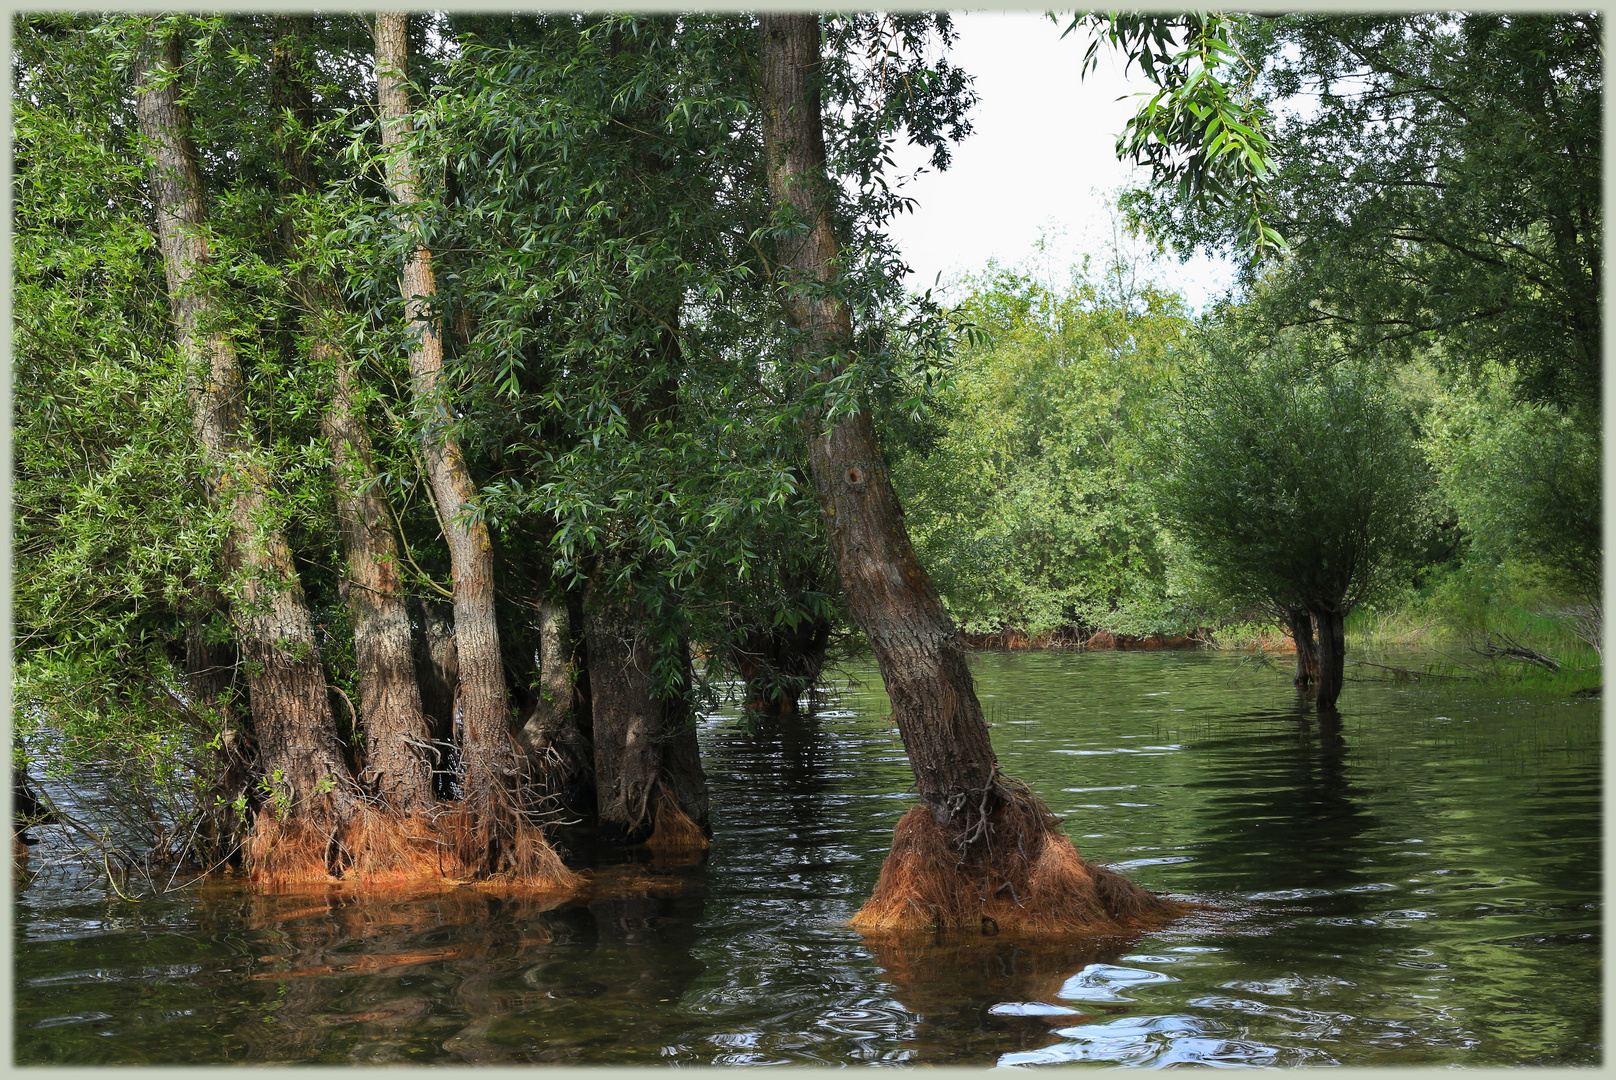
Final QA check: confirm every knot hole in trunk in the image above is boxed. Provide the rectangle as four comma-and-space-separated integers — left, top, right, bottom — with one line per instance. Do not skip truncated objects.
844, 464, 867, 490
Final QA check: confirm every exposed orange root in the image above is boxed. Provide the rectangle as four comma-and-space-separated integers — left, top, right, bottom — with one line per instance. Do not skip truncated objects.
339, 809, 444, 888
436, 802, 583, 892
850, 792, 1187, 936
247, 806, 441, 892
641, 786, 709, 854
245, 814, 338, 891
246, 796, 582, 896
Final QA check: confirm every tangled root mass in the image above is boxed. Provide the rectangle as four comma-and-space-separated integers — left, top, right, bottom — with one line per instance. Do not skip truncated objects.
244, 788, 581, 894
851, 782, 1186, 936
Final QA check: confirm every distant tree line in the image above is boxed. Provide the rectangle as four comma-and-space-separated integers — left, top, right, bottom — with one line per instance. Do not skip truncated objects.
894, 12, 1600, 711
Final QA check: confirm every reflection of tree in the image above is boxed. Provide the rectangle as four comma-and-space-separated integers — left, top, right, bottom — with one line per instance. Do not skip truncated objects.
228, 888, 486, 1062
862, 932, 1137, 1065
534, 889, 710, 1060
220, 874, 709, 1063
714, 711, 863, 890
1183, 704, 1377, 897
735, 711, 834, 819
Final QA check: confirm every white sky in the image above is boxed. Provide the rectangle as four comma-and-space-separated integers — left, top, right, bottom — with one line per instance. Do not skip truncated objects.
882, 11, 1236, 310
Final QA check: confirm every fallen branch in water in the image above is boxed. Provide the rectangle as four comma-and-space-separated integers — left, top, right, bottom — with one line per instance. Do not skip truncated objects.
1472, 633, 1561, 671
1350, 660, 1470, 681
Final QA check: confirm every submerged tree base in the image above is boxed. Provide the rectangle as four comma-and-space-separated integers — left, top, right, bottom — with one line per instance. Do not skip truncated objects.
436, 796, 583, 889
244, 802, 582, 893
642, 786, 709, 854
851, 787, 1186, 936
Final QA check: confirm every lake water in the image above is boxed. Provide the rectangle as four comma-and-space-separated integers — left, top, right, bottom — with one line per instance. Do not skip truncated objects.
13, 649, 1601, 1066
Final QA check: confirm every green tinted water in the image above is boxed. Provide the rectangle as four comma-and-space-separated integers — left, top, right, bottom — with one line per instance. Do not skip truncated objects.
13, 650, 1601, 1065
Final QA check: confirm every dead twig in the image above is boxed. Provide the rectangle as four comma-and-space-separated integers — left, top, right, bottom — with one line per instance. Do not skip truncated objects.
1350, 660, 1470, 681
1473, 633, 1561, 672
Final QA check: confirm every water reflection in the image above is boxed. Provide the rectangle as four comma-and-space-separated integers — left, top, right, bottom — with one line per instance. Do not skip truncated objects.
14, 652, 1600, 1067
235, 888, 541, 1063
1185, 703, 1379, 897
861, 931, 1136, 1064
502, 886, 710, 1062
177, 870, 711, 1064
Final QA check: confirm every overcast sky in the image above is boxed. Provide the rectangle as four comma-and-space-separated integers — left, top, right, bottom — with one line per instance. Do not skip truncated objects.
881, 11, 1236, 310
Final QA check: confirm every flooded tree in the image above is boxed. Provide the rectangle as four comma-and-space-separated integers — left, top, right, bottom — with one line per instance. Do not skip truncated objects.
133, 20, 373, 885
270, 16, 437, 817
373, 11, 577, 886
757, 13, 1185, 934
1155, 337, 1431, 710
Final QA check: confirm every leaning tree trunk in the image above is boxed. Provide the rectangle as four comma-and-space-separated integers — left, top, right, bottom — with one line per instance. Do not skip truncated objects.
582, 577, 710, 851
1282, 605, 1319, 693
134, 26, 362, 886
758, 14, 1182, 934
1312, 605, 1348, 711
374, 12, 575, 888
271, 16, 435, 818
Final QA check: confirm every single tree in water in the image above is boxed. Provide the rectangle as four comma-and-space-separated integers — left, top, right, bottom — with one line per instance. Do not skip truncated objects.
373, 12, 576, 886
1154, 334, 1430, 712
757, 14, 1185, 934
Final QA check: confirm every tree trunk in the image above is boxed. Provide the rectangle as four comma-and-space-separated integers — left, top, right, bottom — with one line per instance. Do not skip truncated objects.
1313, 605, 1347, 711
582, 577, 709, 850
413, 595, 459, 729
1283, 605, 1319, 693
374, 12, 575, 887
732, 615, 831, 719
758, 19, 996, 814
134, 26, 361, 885
516, 597, 593, 815
758, 14, 1182, 934
271, 16, 435, 816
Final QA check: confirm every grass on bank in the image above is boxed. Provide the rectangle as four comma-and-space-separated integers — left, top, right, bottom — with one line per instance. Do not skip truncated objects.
1196, 561, 1603, 696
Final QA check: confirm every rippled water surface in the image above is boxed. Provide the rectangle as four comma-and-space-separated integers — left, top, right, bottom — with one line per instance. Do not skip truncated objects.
14, 650, 1601, 1065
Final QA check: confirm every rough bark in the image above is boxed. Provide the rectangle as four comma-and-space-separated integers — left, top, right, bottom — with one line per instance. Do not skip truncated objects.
134, 28, 360, 875
515, 597, 593, 813
1312, 606, 1347, 711
271, 16, 434, 815
758, 14, 1181, 934
654, 641, 711, 850
582, 578, 710, 849
375, 13, 574, 885
758, 14, 998, 821
1283, 605, 1319, 693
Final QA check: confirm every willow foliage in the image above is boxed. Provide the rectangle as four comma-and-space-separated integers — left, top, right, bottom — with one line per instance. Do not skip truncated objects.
1153, 334, 1433, 619
892, 256, 1197, 637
